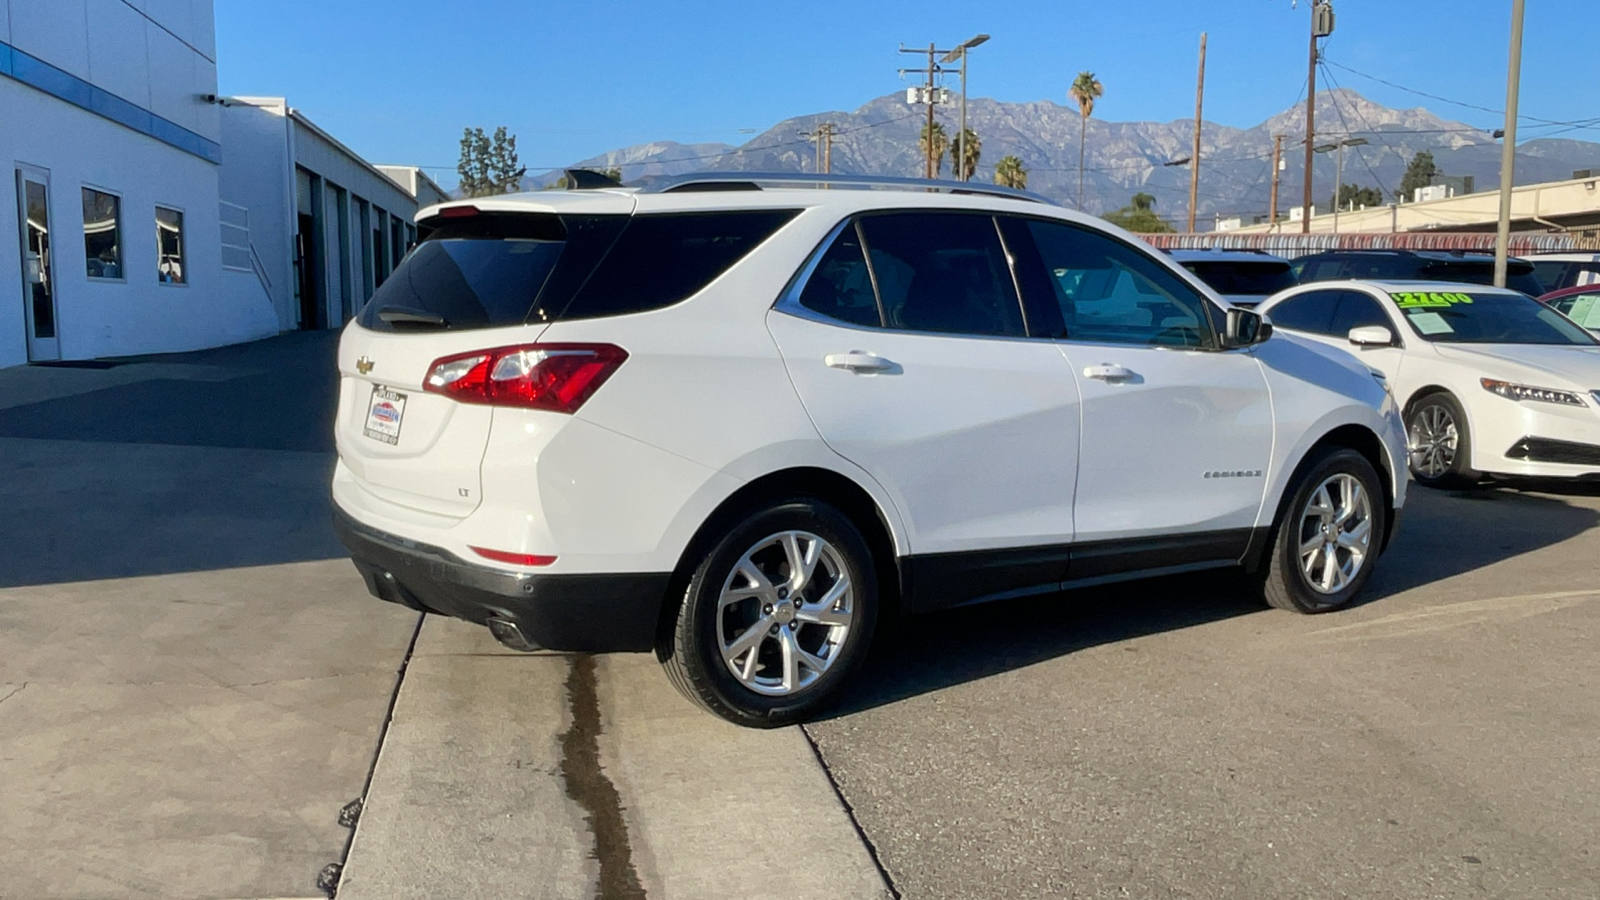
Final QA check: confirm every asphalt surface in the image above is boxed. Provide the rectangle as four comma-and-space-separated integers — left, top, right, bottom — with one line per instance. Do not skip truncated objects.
5, 333, 1599, 899
809, 482, 1600, 899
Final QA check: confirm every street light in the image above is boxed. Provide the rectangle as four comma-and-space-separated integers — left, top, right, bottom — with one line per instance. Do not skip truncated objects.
940, 34, 990, 181
1313, 137, 1368, 233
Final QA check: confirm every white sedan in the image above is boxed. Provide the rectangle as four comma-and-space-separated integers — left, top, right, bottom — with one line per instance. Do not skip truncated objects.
1257, 280, 1600, 487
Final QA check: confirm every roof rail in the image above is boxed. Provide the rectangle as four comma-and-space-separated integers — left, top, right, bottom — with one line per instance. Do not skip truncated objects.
642, 171, 1053, 205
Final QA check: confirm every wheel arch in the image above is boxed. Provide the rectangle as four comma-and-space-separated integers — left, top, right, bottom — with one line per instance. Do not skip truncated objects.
1256, 423, 1400, 569
655, 466, 904, 649
1402, 384, 1480, 474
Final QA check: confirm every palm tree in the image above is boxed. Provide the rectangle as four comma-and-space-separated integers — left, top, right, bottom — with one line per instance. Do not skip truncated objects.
949, 128, 982, 181
994, 155, 1028, 190
919, 121, 949, 178
1068, 71, 1104, 210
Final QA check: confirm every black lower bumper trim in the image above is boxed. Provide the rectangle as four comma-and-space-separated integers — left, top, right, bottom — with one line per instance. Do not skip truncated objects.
1505, 436, 1600, 467
333, 506, 670, 652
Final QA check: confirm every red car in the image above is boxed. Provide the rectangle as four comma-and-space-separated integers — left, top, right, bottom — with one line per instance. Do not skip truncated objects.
1539, 284, 1600, 335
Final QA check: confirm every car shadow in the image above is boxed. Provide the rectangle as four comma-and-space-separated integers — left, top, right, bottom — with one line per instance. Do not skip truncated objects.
818, 484, 1599, 720
0, 332, 346, 589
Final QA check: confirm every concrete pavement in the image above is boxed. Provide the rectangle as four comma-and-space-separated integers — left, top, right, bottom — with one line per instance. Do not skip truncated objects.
0, 335, 419, 900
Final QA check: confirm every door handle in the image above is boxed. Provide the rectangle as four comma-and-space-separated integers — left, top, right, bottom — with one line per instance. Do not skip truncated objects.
825, 351, 895, 373
1083, 363, 1134, 382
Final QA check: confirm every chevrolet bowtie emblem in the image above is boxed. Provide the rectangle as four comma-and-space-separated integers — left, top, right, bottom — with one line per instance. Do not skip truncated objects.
356, 356, 374, 374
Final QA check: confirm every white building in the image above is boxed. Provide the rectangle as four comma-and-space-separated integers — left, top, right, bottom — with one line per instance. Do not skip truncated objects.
1, 0, 440, 368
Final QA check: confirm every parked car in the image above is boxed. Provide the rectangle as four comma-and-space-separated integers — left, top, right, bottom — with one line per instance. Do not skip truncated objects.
1256, 280, 1600, 488
1540, 284, 1600, 335
1292, 249, 1546, 297
1525, 252, 1600, 294
1167, 248, 1298, 308
331, 173, 1407, 726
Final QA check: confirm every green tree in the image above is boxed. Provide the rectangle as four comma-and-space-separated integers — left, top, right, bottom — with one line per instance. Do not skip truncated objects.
602, 166, 624, 184
1069, 71, 1105, 210
456, 126, 526, 198
919, 121, 949, 178
1397, 150, 1439, 203
994, 155, 1028, 190
1332, 183, 1384, 211
949, 128, 981, 181
1102, 192, 1175, 233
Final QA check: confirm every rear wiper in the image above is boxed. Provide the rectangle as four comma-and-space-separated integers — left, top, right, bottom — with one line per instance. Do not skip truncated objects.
377, 306, 448, 328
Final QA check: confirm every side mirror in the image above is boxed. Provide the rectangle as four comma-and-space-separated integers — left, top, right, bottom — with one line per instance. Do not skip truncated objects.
1225, 307, 1272, 347
1348, 325, 1395, 347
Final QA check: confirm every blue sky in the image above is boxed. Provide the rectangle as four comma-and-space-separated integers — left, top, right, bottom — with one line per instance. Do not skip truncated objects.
217, 0, 1598, 189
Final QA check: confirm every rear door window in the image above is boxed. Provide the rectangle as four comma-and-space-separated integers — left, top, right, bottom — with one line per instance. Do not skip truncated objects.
855, 212, 1027, 338
796, 224, 882, 327
1327, 290, 1393, 337
1265, 290, 1340, 334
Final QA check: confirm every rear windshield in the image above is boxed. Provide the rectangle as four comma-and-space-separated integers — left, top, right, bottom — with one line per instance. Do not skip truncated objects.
1388, 289, 1598, 345
1179, 260, 1297, 296
358, 209, 797, 332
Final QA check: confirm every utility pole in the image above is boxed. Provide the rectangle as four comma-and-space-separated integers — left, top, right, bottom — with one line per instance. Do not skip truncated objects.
1269, 134, 1284, 231
1494, 0, 1526, 287
799, 123, 836, 174
900, 43, 951, 179
1188, 32, 1207, 232
1303, 0, 1335, 233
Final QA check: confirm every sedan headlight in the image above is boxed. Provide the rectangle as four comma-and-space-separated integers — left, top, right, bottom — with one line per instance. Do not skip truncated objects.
1480, 378, 1587, 406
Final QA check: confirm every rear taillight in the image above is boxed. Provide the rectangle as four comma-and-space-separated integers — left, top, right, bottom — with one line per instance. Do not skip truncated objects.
422, 343, 627, 413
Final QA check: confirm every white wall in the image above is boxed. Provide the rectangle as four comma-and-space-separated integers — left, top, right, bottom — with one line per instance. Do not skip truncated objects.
217, 100, 296, 331
0, 76, 277, 366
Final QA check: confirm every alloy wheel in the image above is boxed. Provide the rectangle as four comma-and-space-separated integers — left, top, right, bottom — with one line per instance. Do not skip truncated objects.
716, 530, 855, 696
1297, 473, 1373, 595
1408, 404, 1458, 478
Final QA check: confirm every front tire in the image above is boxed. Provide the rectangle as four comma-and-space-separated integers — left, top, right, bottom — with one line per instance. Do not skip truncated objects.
1262, 448, 1386, 614
659, 499, 878, 727
1407, 392, 1478, 489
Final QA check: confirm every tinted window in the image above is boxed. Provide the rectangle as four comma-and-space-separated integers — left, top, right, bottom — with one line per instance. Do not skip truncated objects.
1328, 290, 1392, 336
1546, 291, 1600, 330
1419, 261, 1544, 296
359, 220, 569, 331
856, 213, 1025, 337
1014, 219, 1214, 347
1531, 260, 1573, 293
1266, 290, 1339, 334
566, 209, 798, 320
1179, 260, 1298, 296
1387, 290, 1598, 345
796, 224, 881, 327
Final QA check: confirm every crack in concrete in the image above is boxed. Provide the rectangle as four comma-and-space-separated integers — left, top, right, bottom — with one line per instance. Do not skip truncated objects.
0, 681, 28, 708
558, 656, 646, 900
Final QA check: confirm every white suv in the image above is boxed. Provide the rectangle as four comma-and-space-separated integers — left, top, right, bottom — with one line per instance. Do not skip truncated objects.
332, 173, 1408, 726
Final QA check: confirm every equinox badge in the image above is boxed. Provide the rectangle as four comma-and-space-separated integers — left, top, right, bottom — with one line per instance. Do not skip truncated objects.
356, 356, 375, 375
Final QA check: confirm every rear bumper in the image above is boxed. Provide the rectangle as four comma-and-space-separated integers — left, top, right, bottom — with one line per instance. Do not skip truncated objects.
333, 506, 670, 652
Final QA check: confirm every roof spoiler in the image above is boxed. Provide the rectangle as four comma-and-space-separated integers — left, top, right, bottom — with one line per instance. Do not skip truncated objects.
564, 168, 624, 190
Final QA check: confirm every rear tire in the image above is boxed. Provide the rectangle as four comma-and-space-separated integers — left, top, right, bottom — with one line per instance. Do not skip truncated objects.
1407, 392, 1478, 489
1262, 448, 1386, 614
659, 498, 878, 727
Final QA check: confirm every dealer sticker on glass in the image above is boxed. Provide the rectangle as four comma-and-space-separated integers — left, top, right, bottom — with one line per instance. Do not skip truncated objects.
363, 386, 407, 445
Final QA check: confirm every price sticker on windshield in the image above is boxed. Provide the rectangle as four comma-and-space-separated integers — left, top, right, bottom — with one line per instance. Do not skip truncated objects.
1391, 291, 1474, 309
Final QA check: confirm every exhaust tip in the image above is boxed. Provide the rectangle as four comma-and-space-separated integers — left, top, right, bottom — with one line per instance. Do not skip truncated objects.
486, 616, 542, 652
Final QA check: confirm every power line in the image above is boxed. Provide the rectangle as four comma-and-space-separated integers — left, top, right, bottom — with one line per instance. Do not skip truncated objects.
1323, 57, 1600, 133
1318, 62, 1398, 201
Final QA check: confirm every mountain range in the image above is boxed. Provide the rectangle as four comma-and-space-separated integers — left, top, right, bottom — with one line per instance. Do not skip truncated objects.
529, 89, 1600, 227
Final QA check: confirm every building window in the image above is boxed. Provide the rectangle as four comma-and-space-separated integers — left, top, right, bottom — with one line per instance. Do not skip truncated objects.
82, 187, 123, 279
156, 207, 186, 284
